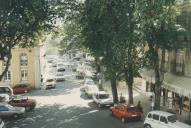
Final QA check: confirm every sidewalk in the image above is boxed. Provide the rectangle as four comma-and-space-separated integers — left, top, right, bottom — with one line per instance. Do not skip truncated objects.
101, 79, 191, 123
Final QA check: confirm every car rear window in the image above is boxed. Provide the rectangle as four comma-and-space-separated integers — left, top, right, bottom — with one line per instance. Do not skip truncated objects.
127, 107, 139, 112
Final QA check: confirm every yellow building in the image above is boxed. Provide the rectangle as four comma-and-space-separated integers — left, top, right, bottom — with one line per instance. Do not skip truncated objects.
0, 47, 41, 89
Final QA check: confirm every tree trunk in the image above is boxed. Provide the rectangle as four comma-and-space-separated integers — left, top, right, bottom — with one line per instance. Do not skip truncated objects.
154, 48, 161, 110
160, 49, 165, 81
128, 83, 133, 104
0, 50, 12, 81
111, 78, 119, 103
125, 70, 134, 104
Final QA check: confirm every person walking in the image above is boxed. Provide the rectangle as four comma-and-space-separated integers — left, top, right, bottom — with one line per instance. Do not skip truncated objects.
137, 101, 143, 120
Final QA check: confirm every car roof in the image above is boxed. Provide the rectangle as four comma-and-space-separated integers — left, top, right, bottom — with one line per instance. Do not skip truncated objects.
118, 104, 137, 108
148, 110, 174, 116
84, 78, 94, 83
96, 91, 108, 95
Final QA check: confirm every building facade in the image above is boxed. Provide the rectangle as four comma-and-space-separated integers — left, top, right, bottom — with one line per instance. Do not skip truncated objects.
0, 47, 41, 89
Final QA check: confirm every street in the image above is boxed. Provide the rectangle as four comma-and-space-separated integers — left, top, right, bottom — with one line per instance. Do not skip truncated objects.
5, 70, 145, 128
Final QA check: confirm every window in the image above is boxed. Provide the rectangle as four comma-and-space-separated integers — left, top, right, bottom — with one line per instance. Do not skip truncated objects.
4, 71, 11, 81
20, 53, 28, 66
153, 114, 159, 120
21, 70, 28, 81
0, 106, 8, 111
147, 113, 152, 118
160, 116, 168, 123
176, 50, 184, 73
165, 50, 169, 62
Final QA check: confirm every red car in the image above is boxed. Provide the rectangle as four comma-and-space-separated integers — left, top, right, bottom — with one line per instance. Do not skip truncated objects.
12, 83, 30, 94
110, 104, 142, 123
8, 95, 36, 111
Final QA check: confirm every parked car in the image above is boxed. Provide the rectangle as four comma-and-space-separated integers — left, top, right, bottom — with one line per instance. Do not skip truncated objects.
92, 91, 113, 107
9, 95, 36, 111
12, 83, 30, 94
0, 118, 5, 128
84, 78, 95, 88
57, 63, 65, 72
76, 71, 84, 79
84, 82, 99, 98
0, 86, 13, 96
144, 110, 191, 128
0, 103, 25, 118
110, 104, 142, 123
42, 78, 56, 89
55, 72, 65, 82
84, 66, 96, 79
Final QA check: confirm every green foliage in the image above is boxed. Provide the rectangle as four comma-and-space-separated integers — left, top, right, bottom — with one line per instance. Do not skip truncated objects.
0, 0, 54, 59
137, 0, 186, 109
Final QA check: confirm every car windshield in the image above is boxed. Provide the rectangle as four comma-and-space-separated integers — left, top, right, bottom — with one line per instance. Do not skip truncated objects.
5, 104, 14, 110
58, 64, 64, 67
168, 115, 176, 123
99, 94, 109, 99
88, 86, 98, 91
127, 107, 138, 112
86, 81, 94, 85
57, 74, 64, 76
47, 79, 54, 82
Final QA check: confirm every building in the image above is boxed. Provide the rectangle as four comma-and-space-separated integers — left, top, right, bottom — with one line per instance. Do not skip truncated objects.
0, 47, 41, 89
140, 0, 191, 118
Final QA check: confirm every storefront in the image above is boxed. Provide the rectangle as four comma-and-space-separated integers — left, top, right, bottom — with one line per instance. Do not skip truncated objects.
163, 73, 191, 115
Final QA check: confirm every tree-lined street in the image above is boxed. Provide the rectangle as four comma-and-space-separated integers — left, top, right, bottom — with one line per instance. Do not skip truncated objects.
5, 70, 146, 128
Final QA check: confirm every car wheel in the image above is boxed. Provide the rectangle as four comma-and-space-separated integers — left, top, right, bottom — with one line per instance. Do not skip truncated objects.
13, 114, 19, 118
121, 117, 126, 123
144, 124, 151, 128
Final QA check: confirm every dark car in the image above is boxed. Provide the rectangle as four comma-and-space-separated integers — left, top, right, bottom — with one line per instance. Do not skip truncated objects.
9, 95, 36, 111
110, 104, 142, 123
12, 83, 30, 94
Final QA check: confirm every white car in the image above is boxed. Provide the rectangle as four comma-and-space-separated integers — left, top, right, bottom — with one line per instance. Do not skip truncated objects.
84, 85, 99, 98
144, 110, 191, 128
42, 78, 56, 89
55, 72, 65, 81
57, 63, 65, 72
92, 91, 113, 108
0, 118, 5, 128
84, 79, 98, 97
84, 78, 95, 88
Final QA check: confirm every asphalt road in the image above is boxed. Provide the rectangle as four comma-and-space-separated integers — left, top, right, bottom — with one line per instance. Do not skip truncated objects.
5, 71, 144, 128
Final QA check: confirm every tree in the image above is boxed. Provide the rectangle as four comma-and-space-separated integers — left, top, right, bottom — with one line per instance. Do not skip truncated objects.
81, 0, 122, 103
138, 0, 186, 110
81, 0, 147, 104
110, 0, 144, 104
0, 0, 54, 80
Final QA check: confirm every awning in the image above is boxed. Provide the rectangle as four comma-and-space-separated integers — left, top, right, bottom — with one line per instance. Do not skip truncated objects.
139, 68, 155, 83
163, 73, 191, 97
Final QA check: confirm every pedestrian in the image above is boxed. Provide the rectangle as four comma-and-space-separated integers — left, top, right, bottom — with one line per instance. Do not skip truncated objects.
137, 101, 143, 120
137, 101, 143, 113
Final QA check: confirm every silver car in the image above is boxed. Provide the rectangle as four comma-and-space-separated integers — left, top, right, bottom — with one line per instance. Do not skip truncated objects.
0, 103, 25, 118
92, 91, 114, 108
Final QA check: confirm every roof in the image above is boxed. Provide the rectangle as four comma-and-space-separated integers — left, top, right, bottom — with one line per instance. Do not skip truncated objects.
96, 91, 108, 95
163, 73, 191, 97
149, 110, 174, 117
